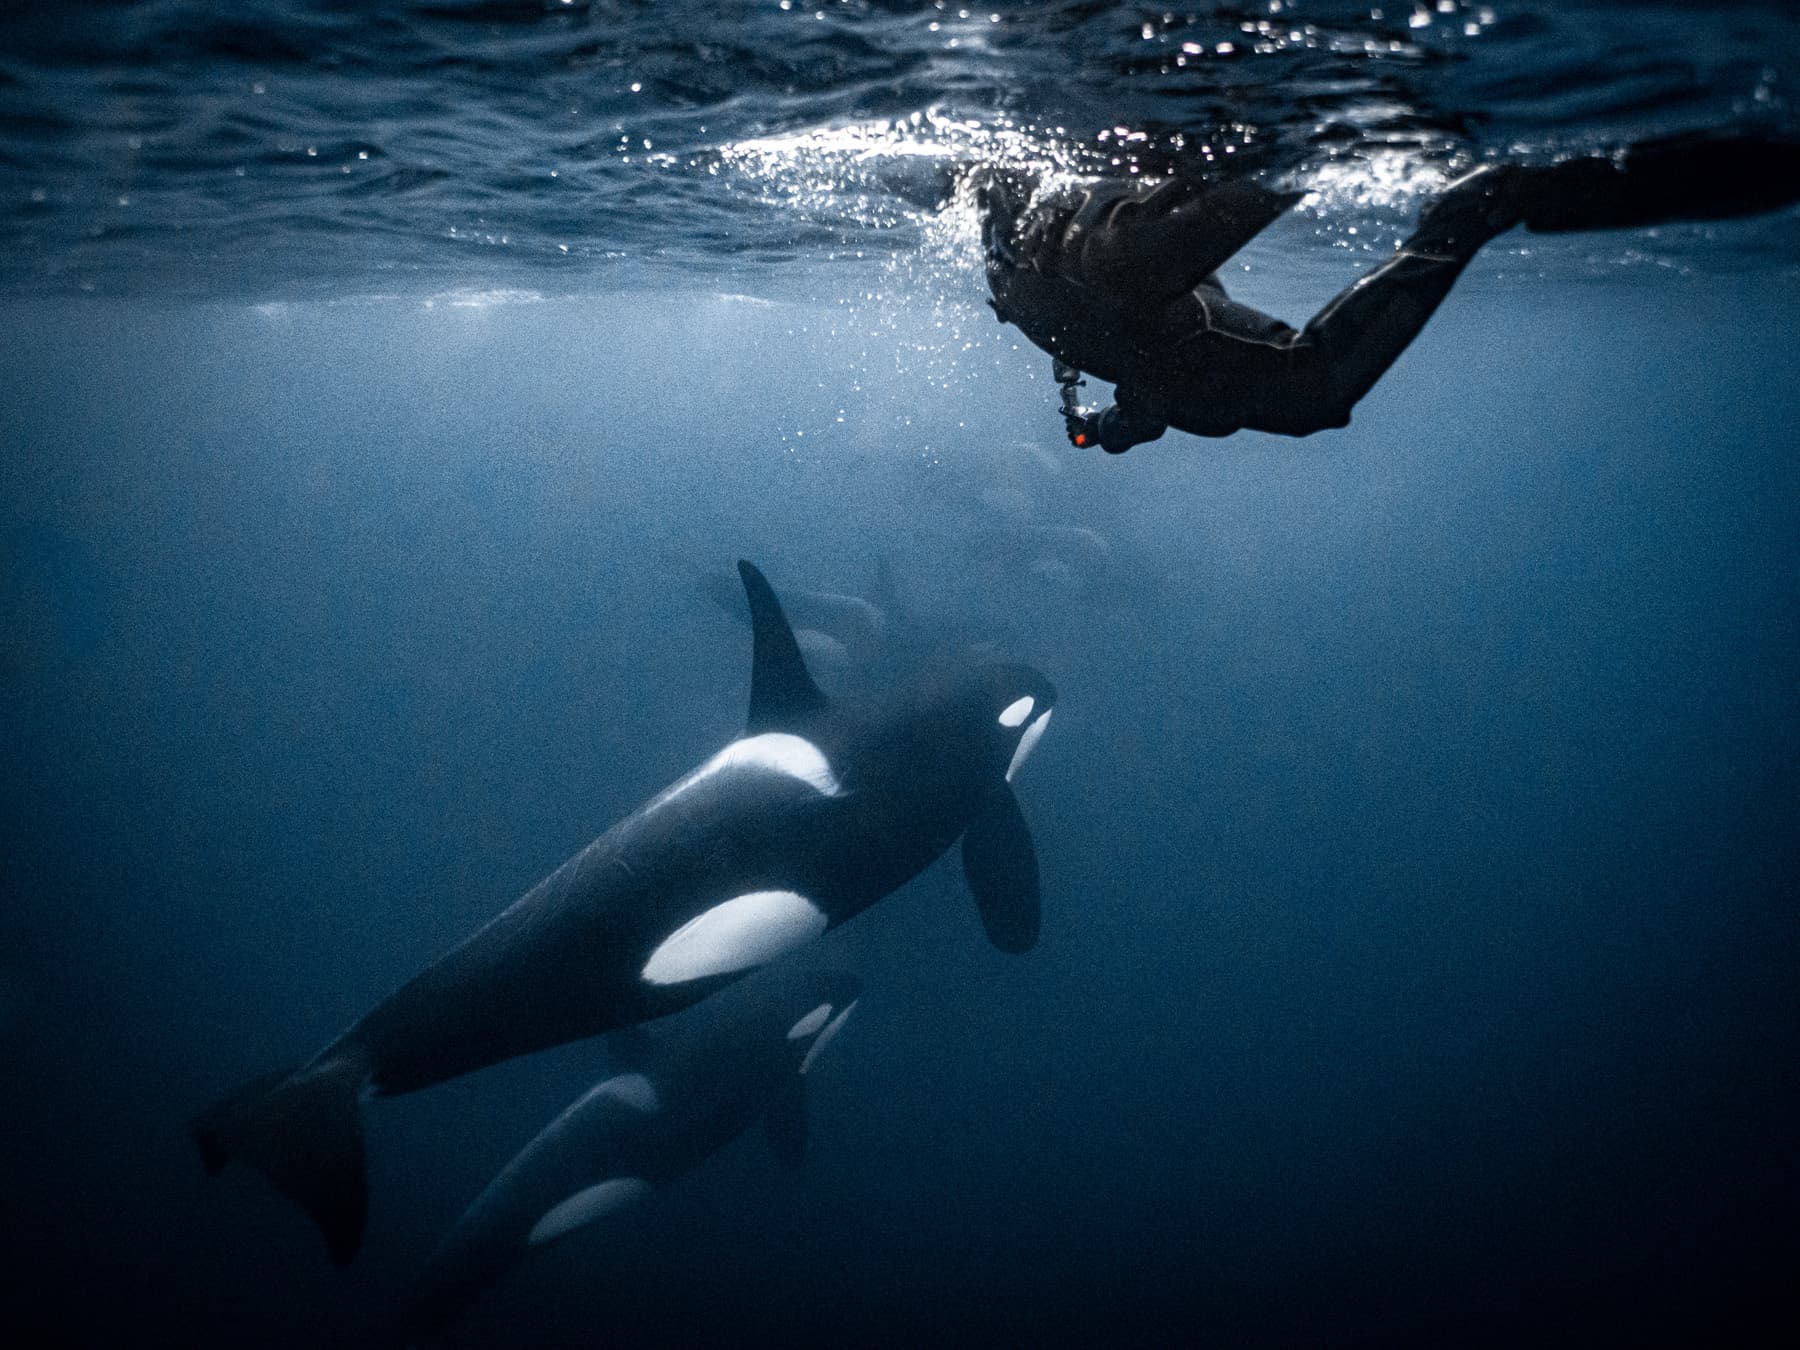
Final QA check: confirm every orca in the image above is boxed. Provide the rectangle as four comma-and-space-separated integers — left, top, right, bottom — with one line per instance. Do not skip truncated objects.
193, 560, 1054, 1265
405, 965, 864, 1339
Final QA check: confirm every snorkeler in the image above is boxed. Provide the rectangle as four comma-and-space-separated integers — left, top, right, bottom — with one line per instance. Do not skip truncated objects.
976, 130, 1800, 452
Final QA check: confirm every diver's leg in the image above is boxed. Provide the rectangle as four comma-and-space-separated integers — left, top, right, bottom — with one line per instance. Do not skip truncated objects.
1281, 133, 1800, 423
1521, 131, 1800, 232
1275, 165, 1527, 424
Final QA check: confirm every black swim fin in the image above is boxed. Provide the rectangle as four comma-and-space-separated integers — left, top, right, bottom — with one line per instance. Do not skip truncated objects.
1523, 132, 1800, 233
192, 1052, 370, 1265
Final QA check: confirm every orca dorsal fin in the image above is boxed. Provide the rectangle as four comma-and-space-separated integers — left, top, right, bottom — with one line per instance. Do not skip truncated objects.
738, 560, 829, 733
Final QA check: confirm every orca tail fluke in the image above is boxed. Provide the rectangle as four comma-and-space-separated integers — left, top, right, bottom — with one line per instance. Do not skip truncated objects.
192, 1052, 371, 1265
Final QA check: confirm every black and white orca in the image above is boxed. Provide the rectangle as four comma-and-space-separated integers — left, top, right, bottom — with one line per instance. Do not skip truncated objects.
406, 964, 864, 1339
194, 560, 1055, 1265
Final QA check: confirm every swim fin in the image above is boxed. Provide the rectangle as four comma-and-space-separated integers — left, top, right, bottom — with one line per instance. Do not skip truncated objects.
1523, 132, 1800, 232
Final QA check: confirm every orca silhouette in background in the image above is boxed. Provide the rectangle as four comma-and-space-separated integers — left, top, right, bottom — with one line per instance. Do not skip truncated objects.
194, 561, 1055, 1265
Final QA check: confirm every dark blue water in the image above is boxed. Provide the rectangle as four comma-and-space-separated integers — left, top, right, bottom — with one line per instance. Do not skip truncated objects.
2, 3, 1798, 1348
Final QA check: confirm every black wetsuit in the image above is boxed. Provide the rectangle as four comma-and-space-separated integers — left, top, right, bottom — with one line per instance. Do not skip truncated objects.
981, 131, 1800, 451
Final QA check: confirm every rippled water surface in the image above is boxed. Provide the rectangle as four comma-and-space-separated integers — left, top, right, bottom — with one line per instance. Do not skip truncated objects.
3, 0, 1798, 296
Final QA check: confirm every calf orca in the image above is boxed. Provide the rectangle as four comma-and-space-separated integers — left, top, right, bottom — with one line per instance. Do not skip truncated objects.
406, 965, 864, 1339
193, 560, 1054, 1265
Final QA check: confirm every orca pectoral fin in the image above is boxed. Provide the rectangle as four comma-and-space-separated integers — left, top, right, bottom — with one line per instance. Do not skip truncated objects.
765, 1075, 808, 1168
962, 784, 1041, 954
738, 560, 830, 733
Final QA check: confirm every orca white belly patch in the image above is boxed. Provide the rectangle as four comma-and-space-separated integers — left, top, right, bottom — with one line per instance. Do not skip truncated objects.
527, 1177, 651, 1246
641, 890, 829, 985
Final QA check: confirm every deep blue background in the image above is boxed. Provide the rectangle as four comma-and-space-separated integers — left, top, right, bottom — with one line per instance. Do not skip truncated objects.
2, 254, 1797, 1346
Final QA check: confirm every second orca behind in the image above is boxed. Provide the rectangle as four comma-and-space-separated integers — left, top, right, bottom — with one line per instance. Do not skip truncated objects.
405, 965, 864, 1340
194, 560, 1056, 1265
